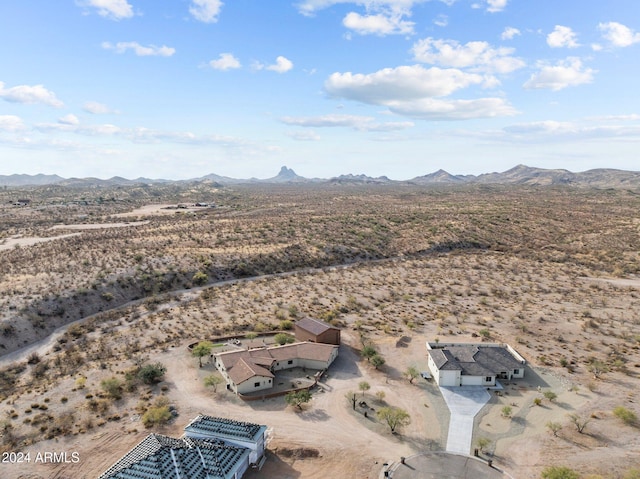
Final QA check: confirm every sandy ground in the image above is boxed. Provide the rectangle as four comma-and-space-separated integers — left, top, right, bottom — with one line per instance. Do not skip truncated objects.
0, 221, 148, 252
112, 204, 213, 217
0, 234, 82, 251
49, 221, 149, 230
3, 332, 443, 479
2, 256, 639, 479
3, 328, 639, 479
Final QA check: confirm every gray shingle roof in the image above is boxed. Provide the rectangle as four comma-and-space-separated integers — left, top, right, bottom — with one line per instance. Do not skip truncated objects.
98, 433, 250, 479
184, 415, 266, 443
429, 345, 522, 377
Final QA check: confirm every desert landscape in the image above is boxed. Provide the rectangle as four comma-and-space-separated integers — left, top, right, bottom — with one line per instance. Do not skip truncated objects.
1, 180, 640, 479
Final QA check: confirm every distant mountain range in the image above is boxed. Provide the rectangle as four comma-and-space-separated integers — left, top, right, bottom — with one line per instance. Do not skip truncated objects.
2, 165, 640, 188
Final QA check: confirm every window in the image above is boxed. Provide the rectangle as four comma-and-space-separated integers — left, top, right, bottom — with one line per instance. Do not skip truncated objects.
254, 382, 260, 387
513, 369, 519, 375
287, 360, 293, 365
485, 376, 492, 382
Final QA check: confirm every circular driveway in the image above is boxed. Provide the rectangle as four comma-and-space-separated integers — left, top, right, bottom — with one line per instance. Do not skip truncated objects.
386, 452, 511, 479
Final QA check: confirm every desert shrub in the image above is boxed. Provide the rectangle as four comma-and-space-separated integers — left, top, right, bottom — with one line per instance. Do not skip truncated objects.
623, 468, 640, 479
192, 271, 208, 286
541, 466, 579, 479
613, 406, 637, 425
274, 333, 295, 345
27, 352, 41, 364
279, 319, 293, 330
101, 377, 124, 400
137, 362, 167, 385
142, 406, 172, 428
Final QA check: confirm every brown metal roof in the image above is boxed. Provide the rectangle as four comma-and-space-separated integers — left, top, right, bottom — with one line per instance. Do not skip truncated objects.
216, 342, 337, 386
295, 317, 338, 336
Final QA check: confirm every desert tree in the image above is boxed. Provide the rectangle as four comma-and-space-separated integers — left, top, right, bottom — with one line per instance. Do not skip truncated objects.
543, 391, 558, 402
192, 341, 213, 368
568, 413, 590, 434
501, 406, 513, 418
285, 390, 312, 410
371, 354, 385, 370
377, 406, 410, 433
546, 421, 562, 437
204, 374, 223, 393
361, 345, 377, 362
405, 366, 419, 384
359, 381, 371, 397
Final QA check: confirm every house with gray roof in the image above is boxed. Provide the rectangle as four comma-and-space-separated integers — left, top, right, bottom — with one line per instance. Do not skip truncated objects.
184, 415, 267, 464
98, 433, 252, 479
426, 342, 526, 387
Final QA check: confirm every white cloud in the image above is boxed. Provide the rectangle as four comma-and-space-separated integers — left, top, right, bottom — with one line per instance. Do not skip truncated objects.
434, 14, 448, 27
83, 101, 116, 114
547, 25, 580, 48
58, 114, 80, 125
326, 65, 484, 101
209, 53, 241, 71
524, 58, 595, 91
387, 97, 517, 120
501, 27, 520, 40
102, 41, 176, 57
0, 115, 25, 132
296, 1, 424, 16
342, 12, 414, 35
0, 81, 64, 107
286, 130, 321, 141
486, 0, 507, 13
79, 0, 134, 20
267, 56, 294, 73
598, 22, 640, 47
587, 114, 640, 122
281, 113, 414, 131
35, 121, 121, 136
189, 0, 223, 23
324, 65, 517, 120
502, 120, 640, 142
412, 38, 525, 73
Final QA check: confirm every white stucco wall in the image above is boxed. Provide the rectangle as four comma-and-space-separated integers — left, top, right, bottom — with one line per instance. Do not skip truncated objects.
438, 369, 461, 386
236, 376, 273, 394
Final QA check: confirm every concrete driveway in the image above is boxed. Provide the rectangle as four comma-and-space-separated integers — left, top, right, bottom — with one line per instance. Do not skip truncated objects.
439, 386, 491, 454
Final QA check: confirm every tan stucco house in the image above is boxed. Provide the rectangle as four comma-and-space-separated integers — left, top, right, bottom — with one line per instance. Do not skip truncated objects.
214, 342, 339, 395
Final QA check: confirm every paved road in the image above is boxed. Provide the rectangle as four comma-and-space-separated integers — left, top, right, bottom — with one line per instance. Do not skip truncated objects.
439, 386, 491, 454
387, 452, 508, 479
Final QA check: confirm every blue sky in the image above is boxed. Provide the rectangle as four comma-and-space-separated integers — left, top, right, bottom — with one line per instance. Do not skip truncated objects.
1, 0, 639, 180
